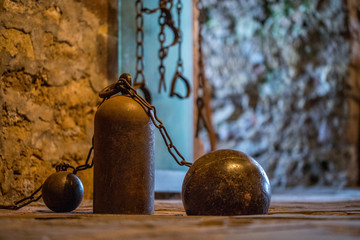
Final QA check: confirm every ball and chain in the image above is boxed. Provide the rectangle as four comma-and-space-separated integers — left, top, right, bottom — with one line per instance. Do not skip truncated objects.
0, 0, 271, 216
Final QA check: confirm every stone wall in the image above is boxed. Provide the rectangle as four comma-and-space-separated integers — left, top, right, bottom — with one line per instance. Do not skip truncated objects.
0, 0, 118, 204
199, 0, 359, 187
1, 0, 358, 207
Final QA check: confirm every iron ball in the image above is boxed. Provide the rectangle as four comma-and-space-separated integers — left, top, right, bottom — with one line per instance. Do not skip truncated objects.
182, 149, 271, 216
42, 171, 84, 212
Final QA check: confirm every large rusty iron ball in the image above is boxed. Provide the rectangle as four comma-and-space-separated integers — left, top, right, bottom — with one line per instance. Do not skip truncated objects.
42, 171, 84, 212
182, 149, 271, 216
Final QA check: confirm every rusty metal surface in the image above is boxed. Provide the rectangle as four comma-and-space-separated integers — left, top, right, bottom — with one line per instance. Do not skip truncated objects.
93, 94, 155, 214
98, 75, 192, 168
0, 151, 94, 212
182, 149, 271, 216
42, 171, 84, 213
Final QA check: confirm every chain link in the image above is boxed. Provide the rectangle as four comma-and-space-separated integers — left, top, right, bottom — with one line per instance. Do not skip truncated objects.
0, 2, 192, 211
176, 0, 183, 74
158, 0, 169, 93
73, 144, 94, 174
135, 0, 145, 85
100, 75, 193, 167
0, 139, 95, 210
169, 0, 190, 99
127, 80, 192, 167
134, 0, 152, 103
143, 0, 182, 95
0, 185, 43, 210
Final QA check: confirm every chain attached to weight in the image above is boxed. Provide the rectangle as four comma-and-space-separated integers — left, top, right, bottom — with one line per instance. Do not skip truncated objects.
100, 73, 193, 167
1, 1, 194, 211
0, 140, 94, 210
0, 185, 42, 210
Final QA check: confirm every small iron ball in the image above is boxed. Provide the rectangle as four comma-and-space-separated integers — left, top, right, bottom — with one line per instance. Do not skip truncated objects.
42, 171, 84, 212
182, 149, 271, 216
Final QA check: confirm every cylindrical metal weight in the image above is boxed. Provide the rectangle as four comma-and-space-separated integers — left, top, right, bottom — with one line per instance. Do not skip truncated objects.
93, 94, 154, 214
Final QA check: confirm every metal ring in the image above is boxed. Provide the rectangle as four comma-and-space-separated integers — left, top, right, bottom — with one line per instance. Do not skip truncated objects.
169, 72, 191, 99
134, 83, 152, 104
98, 82, 120, 99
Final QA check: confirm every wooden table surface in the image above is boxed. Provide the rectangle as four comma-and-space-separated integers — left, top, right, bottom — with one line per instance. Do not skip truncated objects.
1, 188, 360, 240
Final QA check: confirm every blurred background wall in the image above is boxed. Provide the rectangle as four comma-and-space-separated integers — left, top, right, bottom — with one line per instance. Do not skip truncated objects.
198, 0, 359, 188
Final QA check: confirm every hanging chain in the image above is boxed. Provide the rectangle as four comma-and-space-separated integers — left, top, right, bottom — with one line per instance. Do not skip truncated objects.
99, 74, 193, 167
158, 0, 170, 93
175, 0, 183, 75
1, 2, 192, 211
142, 0, 181, 95
134, 0, 152, 103
169, 0, 191, 99
0, 138, 95, 210
195, 0, 216, 151
134, 0, 145, 86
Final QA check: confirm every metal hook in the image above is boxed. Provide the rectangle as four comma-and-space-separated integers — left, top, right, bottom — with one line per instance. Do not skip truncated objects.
169, 72, 191, 99
134, 82, 152, 104
99, 74, 133, 99
143, 6, 180, 48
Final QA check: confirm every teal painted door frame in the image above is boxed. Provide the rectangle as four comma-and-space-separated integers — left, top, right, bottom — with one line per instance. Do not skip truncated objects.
119, 0, 193, 192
